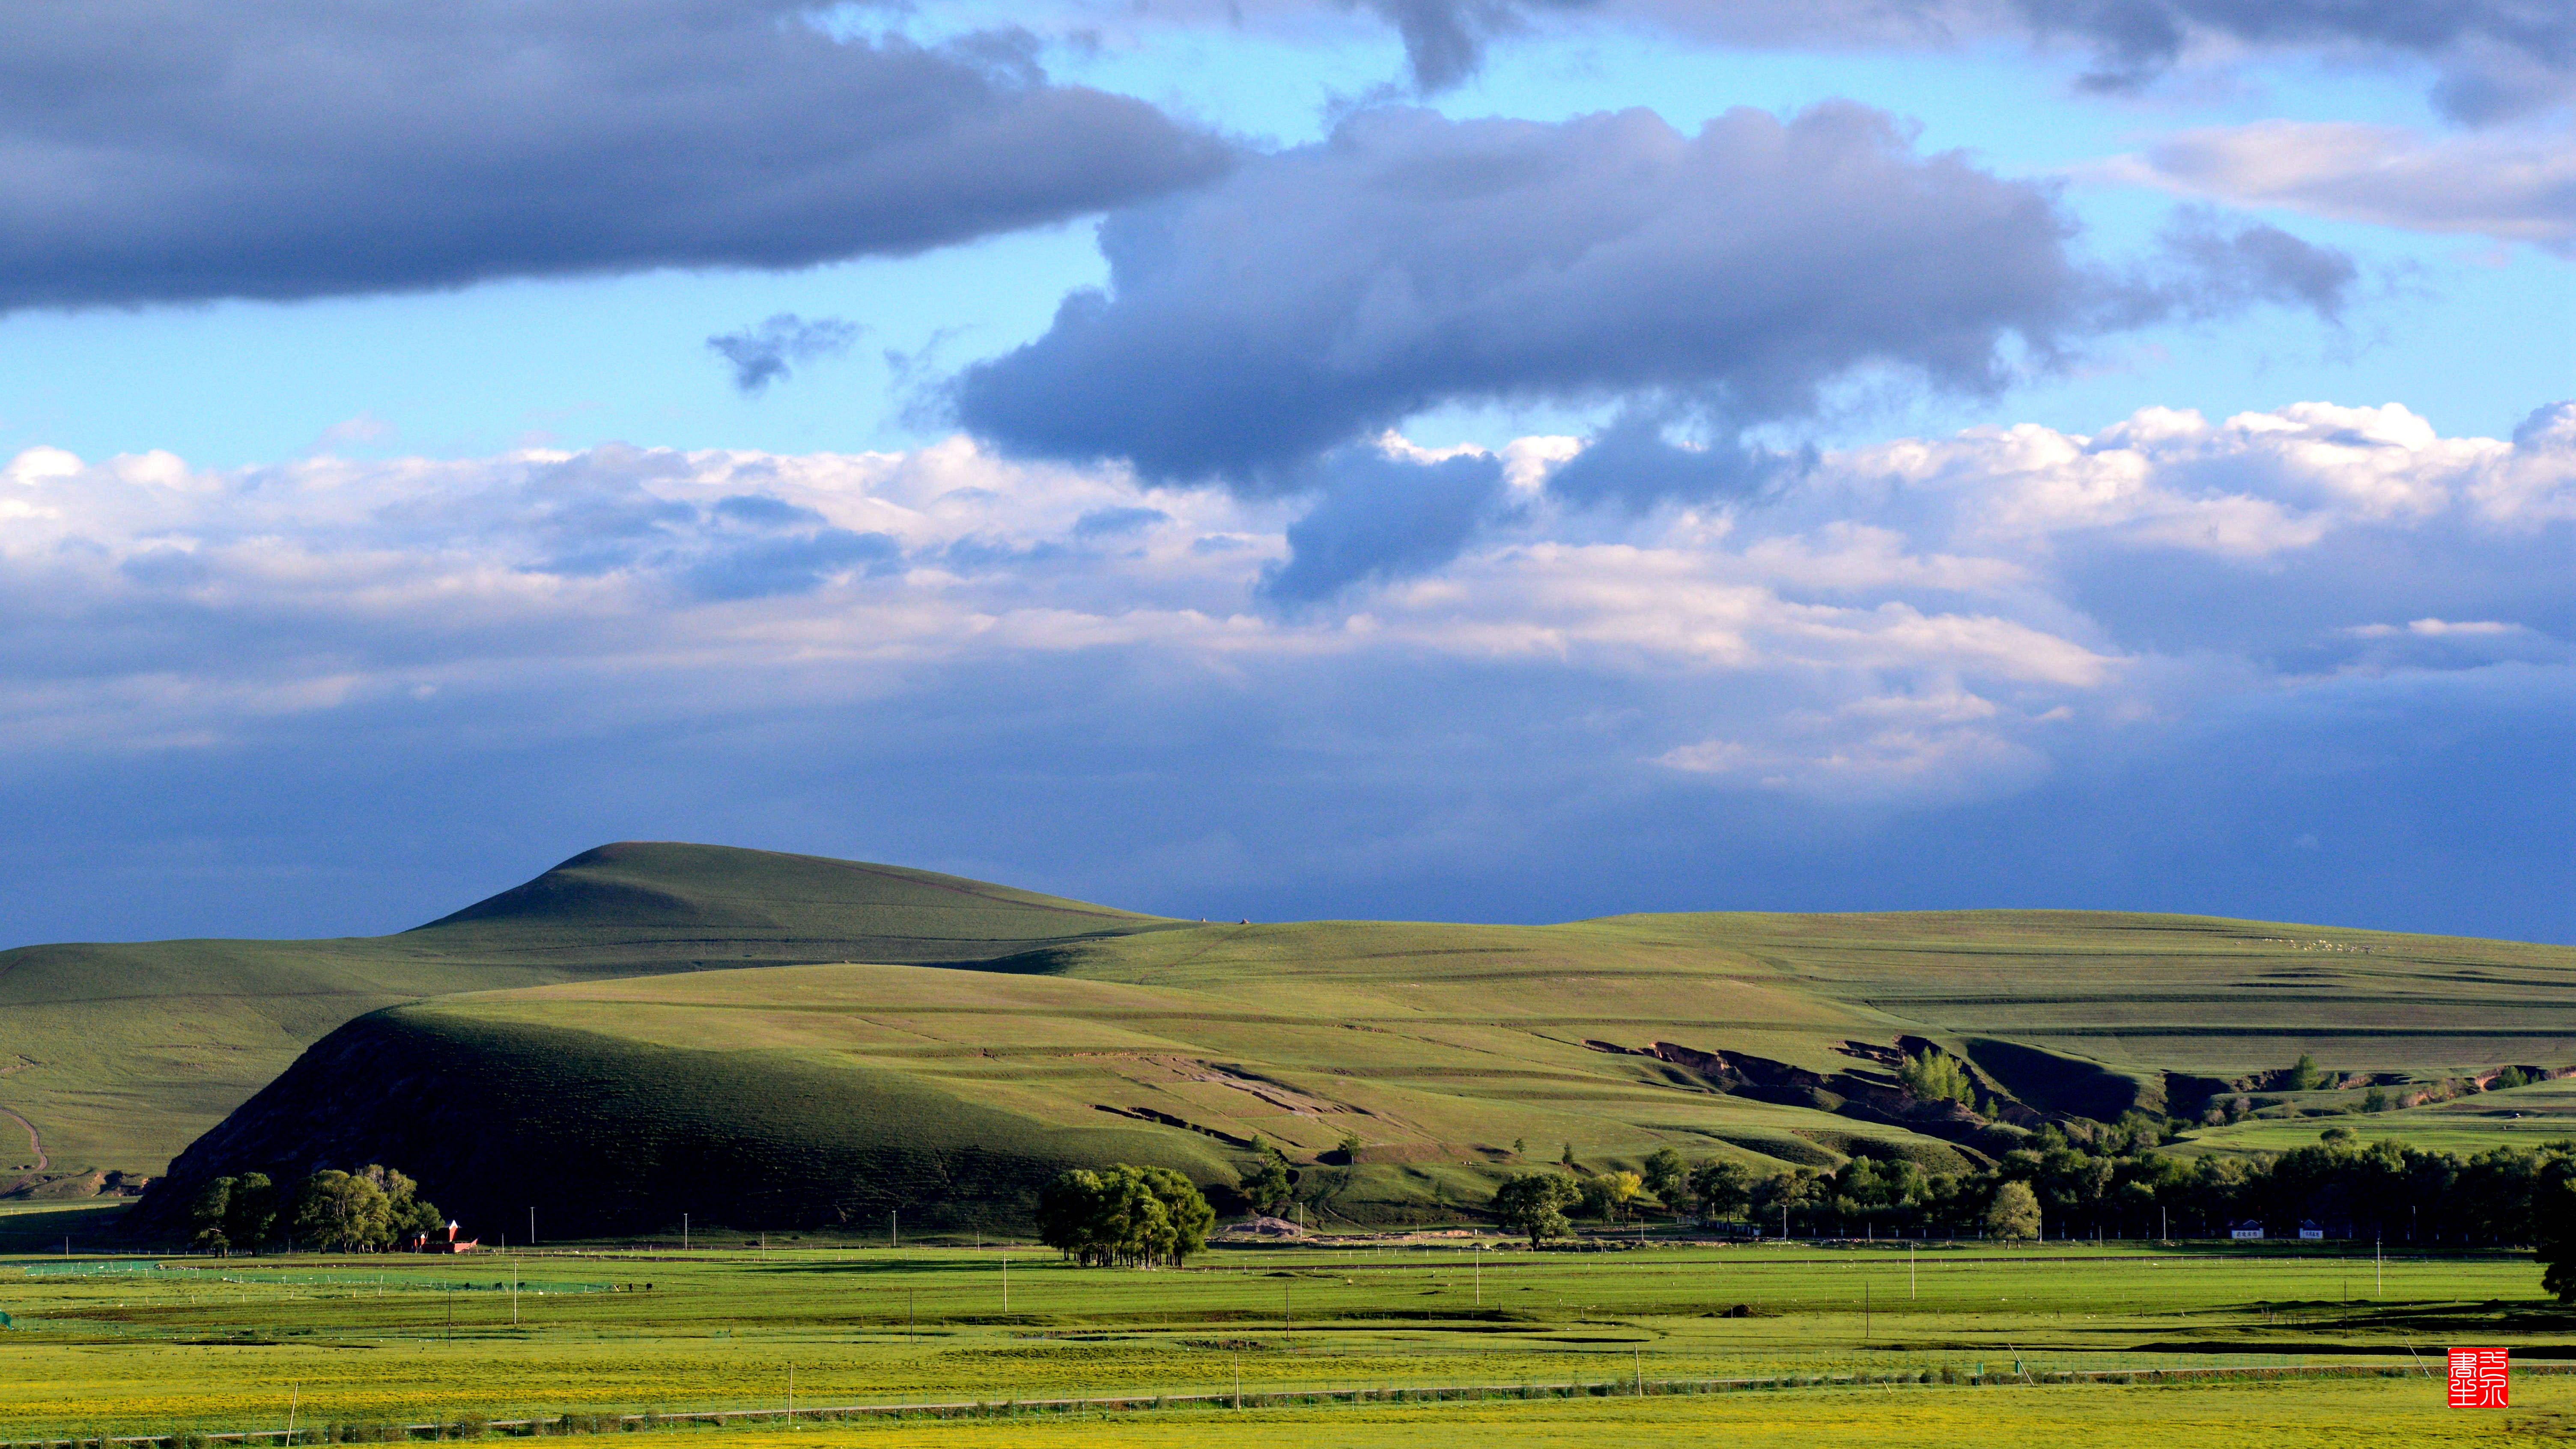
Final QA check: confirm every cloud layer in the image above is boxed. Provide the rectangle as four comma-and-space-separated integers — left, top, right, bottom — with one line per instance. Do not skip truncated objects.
2, 398, 2564, 941
0, 0, 1231, 311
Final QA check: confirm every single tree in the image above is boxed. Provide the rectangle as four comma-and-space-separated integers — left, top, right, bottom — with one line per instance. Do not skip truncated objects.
189, 1177, 238, 1253
1640, 1148, 1686, 1208
1986, 1181, 2041, 1241
1144, 1166, 1214, 1264
2287, 1054, 2320, 1091
1038, 1169, 1115, 1265
1583, 1170, 1643, 1222
1688, 1160, 1753, 1223
1238, 1147, 1294, 1216
1493, 1172, 1580, 1248
1559, 1142, 1577, 1170
223, 1172, 278, 1250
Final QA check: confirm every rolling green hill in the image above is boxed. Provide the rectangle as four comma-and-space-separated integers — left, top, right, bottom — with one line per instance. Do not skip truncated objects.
122, 891, 2576, 1241
0, 842, 1181, 1195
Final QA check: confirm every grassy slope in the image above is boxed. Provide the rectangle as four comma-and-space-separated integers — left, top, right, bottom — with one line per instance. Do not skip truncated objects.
137, 907, 2576, 1237
0, 843, 1178, 1186
14, 842, 2575, 1225
2174, 1075, 2576, 1157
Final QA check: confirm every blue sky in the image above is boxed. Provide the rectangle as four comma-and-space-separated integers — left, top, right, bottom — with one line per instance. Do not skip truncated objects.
1, 0, 2569, 945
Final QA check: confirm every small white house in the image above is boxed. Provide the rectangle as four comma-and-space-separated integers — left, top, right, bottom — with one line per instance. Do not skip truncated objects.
2229, 1220, 2264, 1240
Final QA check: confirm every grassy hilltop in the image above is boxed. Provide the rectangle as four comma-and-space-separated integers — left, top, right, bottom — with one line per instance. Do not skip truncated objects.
0, 843, 1181, 1197
63, 847, 2568, 1241
5, 840, 2571, 1234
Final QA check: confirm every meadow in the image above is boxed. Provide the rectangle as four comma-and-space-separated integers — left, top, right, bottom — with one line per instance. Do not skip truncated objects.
2179, 1076, 2576, 1157
1, 1237, 2566, 1443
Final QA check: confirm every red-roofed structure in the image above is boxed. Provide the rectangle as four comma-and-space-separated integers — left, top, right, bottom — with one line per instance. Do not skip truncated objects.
408, 1220, 480, 1254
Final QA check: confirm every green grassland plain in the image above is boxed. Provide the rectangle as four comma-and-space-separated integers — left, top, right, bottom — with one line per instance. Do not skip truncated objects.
0, 1242, 2567, 1444
708, 1382, 2576, 1449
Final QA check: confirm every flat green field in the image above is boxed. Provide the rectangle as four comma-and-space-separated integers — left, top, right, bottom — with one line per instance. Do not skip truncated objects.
0, 1241, 2564, 1443
704, 1382, 2576, 1449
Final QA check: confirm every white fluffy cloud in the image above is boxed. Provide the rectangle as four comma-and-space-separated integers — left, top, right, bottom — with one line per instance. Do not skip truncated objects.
3, 400, 2564, 818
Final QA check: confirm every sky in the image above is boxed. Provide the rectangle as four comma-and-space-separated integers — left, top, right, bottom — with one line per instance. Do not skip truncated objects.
1, 0, 2570, 946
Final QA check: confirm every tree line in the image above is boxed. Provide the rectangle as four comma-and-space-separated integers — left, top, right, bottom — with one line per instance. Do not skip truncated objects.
1486, 1124, 2576, 1295
1501, 1121, 2576, 1245
187, 1165, 446, 1253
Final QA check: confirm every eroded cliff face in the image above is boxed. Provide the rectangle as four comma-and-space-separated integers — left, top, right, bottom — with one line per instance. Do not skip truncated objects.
1575, 1032, 2168, 1163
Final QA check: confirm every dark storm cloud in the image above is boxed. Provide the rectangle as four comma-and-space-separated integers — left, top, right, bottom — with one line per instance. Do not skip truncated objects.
708, 315, 865, 394
0, 0, 1233, 312
955, 102, 2352, 498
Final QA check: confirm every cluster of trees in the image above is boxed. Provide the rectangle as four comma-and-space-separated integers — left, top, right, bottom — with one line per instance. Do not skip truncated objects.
188, 1165, 444, 1253
1035, 1164, 1213, 1267
1897, 1051, 1977, 1106
1489, 1125, 2576, 1292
